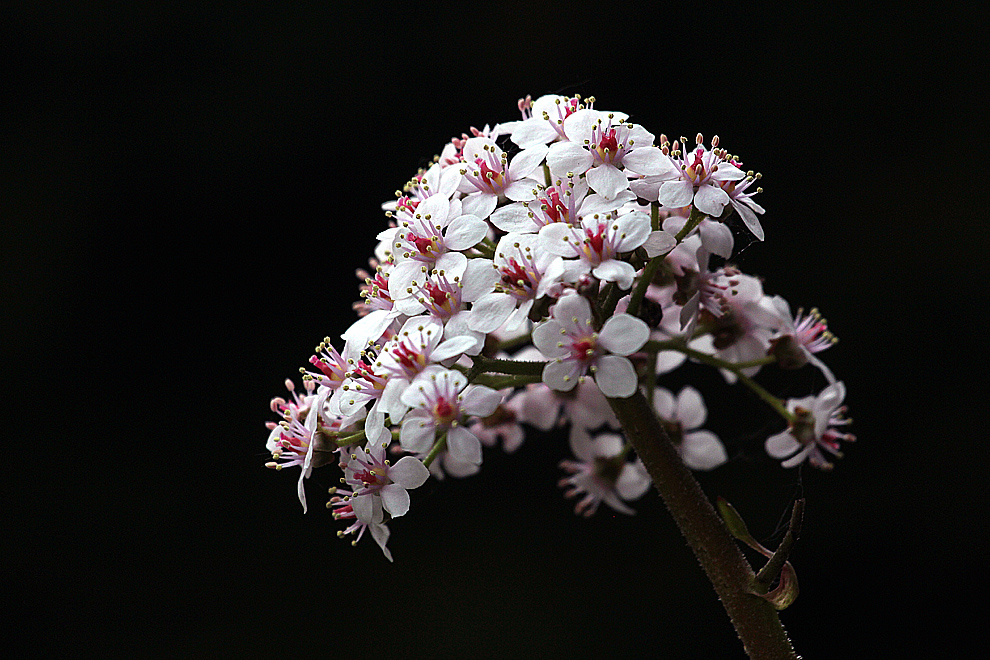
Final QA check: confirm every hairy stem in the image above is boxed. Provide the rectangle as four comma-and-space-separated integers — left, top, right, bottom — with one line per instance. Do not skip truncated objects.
608, 390, 799, 660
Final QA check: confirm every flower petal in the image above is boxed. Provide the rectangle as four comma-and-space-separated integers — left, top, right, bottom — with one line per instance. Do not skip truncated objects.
593, 355, 638, 398
599, 314, 649, 355
446, 426, 483, 465
389, 456, 430, 489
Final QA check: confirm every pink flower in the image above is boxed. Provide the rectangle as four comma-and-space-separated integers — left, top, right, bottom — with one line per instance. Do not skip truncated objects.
532, 294, 648, 398
559, 428, 651, 516
653, 386, 727, 471
457, 137, 548, 219
399, 367, 503, 465
765, 381, 855, 470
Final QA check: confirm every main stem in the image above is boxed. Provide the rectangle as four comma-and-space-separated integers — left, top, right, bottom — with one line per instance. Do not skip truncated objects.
608, 391, 798, 660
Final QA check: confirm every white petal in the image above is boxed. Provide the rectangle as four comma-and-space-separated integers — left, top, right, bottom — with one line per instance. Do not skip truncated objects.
599, 314, 649, 355
460, 258, 500, 302
542, 358, 583, 392
593, 355, 638, 398
643, 230, 677, 257
461, 384, 504, 417
676, 386, 708, 429
444, 214, 489, 251
733, 199, 765, 241
531, 319, 566, 357
612, 210, 652, 252
657, 180, 694, 208
586, 163, 628, 200
652, 387, 676, 418
616, 462, 652, 499
491, 203, 539, 233
400, 416, 436, 452
698, 220, 734, 258
538, 223, 580, 257
511, 120, 560, 148
765, 430, 800, 459
370, 523, 393, 562
620, 146, 668, 175
681, 431, 727, 471
389, 455, 431, 489
693, 184, 731, 216
380, 484, 411, 518
503, 178, 541, 202
547, 141, 593, 177
446, 426, 483, 465
461, 192, 497, 220
351, 493, 376, 523
592, 259, 636, 290
507, 144, 549, 180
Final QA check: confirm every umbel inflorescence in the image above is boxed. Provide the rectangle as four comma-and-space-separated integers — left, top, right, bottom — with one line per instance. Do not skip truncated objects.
263, 94, 854, 562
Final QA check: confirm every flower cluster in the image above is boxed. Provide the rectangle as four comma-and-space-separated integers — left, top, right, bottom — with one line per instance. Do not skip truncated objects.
263, 94, 853, 560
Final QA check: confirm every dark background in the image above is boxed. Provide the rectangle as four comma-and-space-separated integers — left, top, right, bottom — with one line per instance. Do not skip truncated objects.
4, 3, 984, 658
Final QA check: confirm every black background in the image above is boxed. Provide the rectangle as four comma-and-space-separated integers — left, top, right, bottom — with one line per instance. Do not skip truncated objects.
4, 3, 984, 658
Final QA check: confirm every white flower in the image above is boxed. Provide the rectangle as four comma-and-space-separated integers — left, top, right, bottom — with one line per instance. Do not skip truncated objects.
539, 208, 660, 290
375, 315, 477, 421
468, 232, 560, 334
532, 294, 648, 398
546, 109, 676, 200
760, 296, 838, 383
490, 173, 636, 234
399, 367, 503, 464
340, 442, 431, 522
558, 428, 651, 516
653, 386, 727, 471
457, 137, 548, 219
765, 381, 855, 470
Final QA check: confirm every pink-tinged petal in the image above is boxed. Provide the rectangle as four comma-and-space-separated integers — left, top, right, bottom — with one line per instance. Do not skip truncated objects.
461, 258, 500, 302
503, 178, 541, 202
296, 472, 309, 513
543, 358, 584, 391
652, 388, 676, 418
616, 462, 652, 499
621, 146, 668, 175
491, 204, 538, 233
468, 292, 516, 333
400, 416, 436, 452
593, 355, 638, 398
461, 192, 498, 220
732, 199, 765, 241
538, 222, 580, 257
561, 108, 599, 142
676, 386, 708, 429
612, 210, 652, 251
351, 493, 376, 523
531, 319, 566, 357
601, 492, 636, 515
765, 430, 800, 459
782, 445, 814, 468
681, 431, 727, 471
643, 230, 676, 257
390, 456, 430, 489
507, 144, 549, 180
446, 426, 483, 465
710, 162, 745, 181
547, 141, 594, 177
693, 184, 731, 216
511, 120, 560, 149
629, 175, 663, 201
431, 335, 477, 363
698, 220, 734, 258
656, 349, 687, 375
599, 314, 649, 355
369, 523, 393, 562
554, 293, 593, 326
567, 426, 596, 461
444, 214, 489, 251
519, 385, 561, 430
380, 484, 411, 518
341, 309, 391, 347
658, 180, 695, 208
586, 163, 628, 200
592, 259, 636, 289
461, 384, 503, 417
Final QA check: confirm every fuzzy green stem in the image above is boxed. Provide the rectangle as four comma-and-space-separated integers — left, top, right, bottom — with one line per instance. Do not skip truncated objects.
422, 432, 448, 468
608, 391, 799, 660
